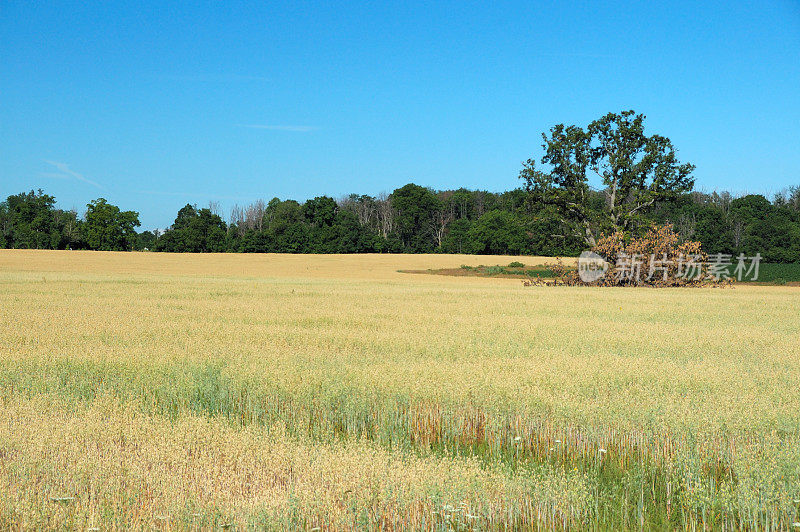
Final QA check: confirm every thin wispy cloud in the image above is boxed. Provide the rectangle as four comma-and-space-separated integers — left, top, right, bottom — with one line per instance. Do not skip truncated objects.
43, 161, 105, 190
238, 124, 318, 132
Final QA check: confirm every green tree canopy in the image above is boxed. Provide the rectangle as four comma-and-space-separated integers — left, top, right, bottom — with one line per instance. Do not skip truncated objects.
520, 110, 695, 246
0, 189, 80, 249
83, 198, 140, 251
155, 204, 226, 252
390, 183, 442, 251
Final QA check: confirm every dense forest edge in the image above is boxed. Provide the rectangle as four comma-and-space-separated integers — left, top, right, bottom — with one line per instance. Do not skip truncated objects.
2, 111, 799, 262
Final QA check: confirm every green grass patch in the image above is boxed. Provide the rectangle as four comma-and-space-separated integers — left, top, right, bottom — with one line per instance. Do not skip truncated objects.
481, 264, 568, 278
0, 357, 791, 530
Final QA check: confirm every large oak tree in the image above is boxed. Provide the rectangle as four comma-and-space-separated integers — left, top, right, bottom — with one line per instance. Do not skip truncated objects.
520, 110, 695, 246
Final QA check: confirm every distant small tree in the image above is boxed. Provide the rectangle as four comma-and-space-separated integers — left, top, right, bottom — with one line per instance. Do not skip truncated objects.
468, 211, 528, 255
154, 204, 226, 252
134, 230, 157, 251
83, 198, 140, 251
303, 196, 338, 227
440, 218, 471, 254
390, 183, 442, 251
0, 189, 77, 249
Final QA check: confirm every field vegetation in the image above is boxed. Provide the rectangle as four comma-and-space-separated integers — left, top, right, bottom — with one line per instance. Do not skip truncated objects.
406, 261, 800, 285
1, 250, 799, 529
400, 262, 564, 279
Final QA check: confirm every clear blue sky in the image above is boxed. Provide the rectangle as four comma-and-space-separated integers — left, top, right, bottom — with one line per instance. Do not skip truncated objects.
2, 1, 799, 230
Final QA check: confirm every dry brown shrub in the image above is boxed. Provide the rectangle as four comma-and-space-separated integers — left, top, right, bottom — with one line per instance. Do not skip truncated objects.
527, 224, 734, 288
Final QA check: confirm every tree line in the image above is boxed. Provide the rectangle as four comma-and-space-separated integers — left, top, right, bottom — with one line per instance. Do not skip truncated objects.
2, 111, 799, 261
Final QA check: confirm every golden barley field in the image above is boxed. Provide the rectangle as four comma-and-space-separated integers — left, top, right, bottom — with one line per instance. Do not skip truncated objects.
1, 250, 799, 530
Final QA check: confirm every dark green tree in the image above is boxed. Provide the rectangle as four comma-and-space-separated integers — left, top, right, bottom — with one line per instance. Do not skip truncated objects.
264, 200, 309, 252
303, 196, 338, 227
730, 194, 772, 222
441, 218, 472, 253
0, 190, 81, 249
468, 210, 528, 255
155, 204, 227, 252
390, 183, 442, 251
83, 198, 140, 251
134, 230, 158, 251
